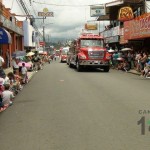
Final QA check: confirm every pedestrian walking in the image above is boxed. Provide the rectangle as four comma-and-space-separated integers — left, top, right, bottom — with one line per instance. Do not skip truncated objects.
32, 53, 41, 72
21, 63, 28, 84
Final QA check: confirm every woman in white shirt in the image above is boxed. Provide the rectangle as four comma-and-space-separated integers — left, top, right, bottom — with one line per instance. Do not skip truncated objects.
21, 63, 28, 84
12, 57, 19, 75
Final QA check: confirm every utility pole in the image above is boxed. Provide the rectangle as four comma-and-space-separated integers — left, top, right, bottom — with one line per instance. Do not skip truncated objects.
38, 8, 54, 51
43, 17, 45, 51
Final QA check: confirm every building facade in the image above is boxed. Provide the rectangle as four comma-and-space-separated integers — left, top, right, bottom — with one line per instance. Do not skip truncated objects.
23, 19, 36, 52
0, 1, 23, 68
98, 0, 150, 52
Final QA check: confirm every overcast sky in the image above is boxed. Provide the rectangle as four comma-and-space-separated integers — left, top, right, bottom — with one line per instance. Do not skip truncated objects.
3, 0, 113, 42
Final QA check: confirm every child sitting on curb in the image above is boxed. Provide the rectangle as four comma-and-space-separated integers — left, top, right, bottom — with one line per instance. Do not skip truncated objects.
140, 61, 150, 78
1, 84, 15, 107
0, 78, 5, 112
7, 72, 22, 95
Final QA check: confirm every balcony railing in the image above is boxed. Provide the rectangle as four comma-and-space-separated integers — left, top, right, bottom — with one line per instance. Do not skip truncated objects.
0, 14, 23, 35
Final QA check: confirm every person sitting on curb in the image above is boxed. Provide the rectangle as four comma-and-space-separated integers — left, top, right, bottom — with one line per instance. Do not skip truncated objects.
7, 72, 22, 95
117, 60, 130, 72
123, 61, 130, 72
0, 78, 5, 112
141, 61, 150, 78
1, 84, 15, 108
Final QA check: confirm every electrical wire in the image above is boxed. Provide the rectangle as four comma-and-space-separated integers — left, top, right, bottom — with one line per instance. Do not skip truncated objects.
11, 0, 15, 10
32, 0, 103, 7
16, 0, 26, 15
23, 0, 31, 15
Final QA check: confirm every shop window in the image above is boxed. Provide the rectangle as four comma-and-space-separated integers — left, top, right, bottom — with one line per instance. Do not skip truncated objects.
120, 22, 124, 28
134, 7, 142, 18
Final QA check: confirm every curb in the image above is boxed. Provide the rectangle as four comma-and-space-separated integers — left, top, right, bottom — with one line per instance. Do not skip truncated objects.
128, 71, 141, 76
128, 69, 141, 76
27, 71, 35, 82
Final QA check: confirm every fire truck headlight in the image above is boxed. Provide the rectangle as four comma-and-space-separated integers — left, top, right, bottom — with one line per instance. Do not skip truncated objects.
88, 48, 93, 51
79, 55, 86, 59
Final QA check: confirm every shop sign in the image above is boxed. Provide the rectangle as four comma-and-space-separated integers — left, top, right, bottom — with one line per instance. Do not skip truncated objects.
39, 41, 45, 46
120, 35, 128, 44
38, 8, 54, 17
90, 5, 106, 17
105, 36, 119, 43
124, 13, 150, 40
118, 6, 134, 21
38, 12, 54, 17
85, 23, 97, 30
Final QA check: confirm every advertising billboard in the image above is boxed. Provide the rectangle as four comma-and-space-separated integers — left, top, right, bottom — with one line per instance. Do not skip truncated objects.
124, 13, 150, 40
85, 23, 98, 30
90, 5, 106, 17
118, 7, 134, 21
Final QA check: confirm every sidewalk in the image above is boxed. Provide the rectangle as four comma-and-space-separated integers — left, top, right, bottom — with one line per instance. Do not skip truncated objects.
128, 69, 141, 76
4, 67, 35, 81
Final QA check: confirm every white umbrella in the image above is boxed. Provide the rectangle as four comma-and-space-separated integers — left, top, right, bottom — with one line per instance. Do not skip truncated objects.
121, 48, 132, 51
117, 57, 124, 61
108, 49, 115, 53
26, 52, 35, 56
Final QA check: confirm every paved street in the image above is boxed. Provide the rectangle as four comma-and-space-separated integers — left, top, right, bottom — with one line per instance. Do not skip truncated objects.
0, 61, 150, 150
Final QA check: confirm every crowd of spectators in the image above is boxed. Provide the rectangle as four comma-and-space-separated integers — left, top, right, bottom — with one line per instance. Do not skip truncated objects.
0, 64, 28, 112
0, 51, 51, 113
109, 50, 150, 78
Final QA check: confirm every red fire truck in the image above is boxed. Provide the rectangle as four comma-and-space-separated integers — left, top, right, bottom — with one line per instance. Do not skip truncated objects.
67, 33, 110, 72
60, 47, 69, 62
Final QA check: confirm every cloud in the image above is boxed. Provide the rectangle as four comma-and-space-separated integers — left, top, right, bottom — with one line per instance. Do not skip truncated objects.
3, 0, 112, 41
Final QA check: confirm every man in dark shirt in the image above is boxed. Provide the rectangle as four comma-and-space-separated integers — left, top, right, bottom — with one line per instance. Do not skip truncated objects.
32, 54, 41, 72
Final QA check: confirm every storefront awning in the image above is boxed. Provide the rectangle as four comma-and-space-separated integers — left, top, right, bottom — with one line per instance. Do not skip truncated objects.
0, 28, 12, 44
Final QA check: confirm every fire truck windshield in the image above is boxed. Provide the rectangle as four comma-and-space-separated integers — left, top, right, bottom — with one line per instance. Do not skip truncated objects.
62, 49, 69, 55
62, 50, 67, 55
81, 39, 104, 47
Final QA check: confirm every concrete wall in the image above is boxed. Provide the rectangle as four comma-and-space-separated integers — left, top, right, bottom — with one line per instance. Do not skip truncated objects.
23, 19, 35, 47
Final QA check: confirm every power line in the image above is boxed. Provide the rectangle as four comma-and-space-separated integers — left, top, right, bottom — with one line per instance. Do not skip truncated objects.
11, 0, 15, 10
32, 0, 103, 7
16, 0, 42, 37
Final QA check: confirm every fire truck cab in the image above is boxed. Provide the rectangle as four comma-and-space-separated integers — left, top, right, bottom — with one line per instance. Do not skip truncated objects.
67, 33, 110, 72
